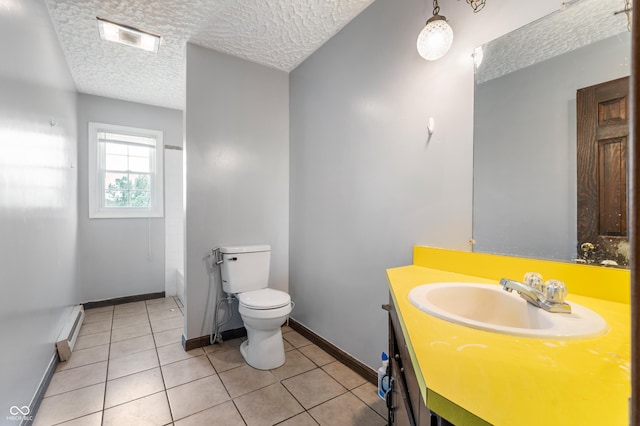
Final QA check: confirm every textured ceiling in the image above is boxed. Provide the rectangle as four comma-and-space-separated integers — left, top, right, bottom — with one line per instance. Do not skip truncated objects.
45, 0, 374, 110
476, 0, 629, 84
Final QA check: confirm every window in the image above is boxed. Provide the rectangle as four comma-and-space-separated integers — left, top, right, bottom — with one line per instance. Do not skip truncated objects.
88, 122, 164, 218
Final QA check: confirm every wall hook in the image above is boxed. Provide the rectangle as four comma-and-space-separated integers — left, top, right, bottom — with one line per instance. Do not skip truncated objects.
427, 117, 435, 136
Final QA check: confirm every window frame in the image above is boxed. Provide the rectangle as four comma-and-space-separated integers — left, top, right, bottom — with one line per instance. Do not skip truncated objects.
88, 122, 164, 219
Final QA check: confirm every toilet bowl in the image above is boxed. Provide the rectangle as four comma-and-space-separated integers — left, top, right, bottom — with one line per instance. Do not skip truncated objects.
238, 289, 291, 369
220, 245, 292, 370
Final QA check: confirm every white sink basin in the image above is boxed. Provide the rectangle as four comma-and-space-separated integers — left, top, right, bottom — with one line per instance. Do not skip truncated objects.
408, 282, 608, 339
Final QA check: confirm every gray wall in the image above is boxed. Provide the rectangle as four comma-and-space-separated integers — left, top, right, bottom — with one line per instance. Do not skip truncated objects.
0, 0, 78, 421
289, 0, 561, 369
185, 44, 289, 340
473, 33, 631, 261
77, 94, 183, 302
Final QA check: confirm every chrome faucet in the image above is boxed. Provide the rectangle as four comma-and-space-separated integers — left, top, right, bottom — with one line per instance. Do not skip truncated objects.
500, 278, 543, 305
500, 277, 572, 314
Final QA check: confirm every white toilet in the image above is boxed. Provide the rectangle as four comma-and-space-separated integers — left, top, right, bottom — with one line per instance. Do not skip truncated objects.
220, 244, 292, 370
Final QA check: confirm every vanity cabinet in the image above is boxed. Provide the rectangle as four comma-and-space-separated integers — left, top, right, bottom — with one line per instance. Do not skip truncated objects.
386, 296, 453, 426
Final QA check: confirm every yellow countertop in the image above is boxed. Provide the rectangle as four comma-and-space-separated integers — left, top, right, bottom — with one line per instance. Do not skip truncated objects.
387, 264, 631, 425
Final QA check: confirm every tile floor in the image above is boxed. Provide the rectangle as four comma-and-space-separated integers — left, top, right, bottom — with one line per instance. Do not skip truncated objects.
34, 297, 387, 426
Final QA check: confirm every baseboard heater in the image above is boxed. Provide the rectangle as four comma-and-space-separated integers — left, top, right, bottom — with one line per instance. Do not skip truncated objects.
55, 305, 85, 362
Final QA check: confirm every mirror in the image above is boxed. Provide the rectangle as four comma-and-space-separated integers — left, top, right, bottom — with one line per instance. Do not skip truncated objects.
472, 0, 632, 267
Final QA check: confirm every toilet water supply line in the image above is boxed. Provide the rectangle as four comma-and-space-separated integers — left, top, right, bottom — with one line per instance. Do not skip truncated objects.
209, 247, 235, 345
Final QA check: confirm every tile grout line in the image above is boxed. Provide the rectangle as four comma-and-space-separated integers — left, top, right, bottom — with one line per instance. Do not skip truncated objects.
283, 375, 350, 412
277, 374, 323, 423
206, 336, 373, 423
349, 383, 388, 420
159, 296, 229, 424
101, 306, 164, 410
79, 308, 181, 409
102, 302, 175, 419
37, 305, 114, 426
270, 344, 385, 422
224, 344, 338, 424
38, 372, 108, 400
229, 399, 250, 425
40, 303, 186, 425
55, 302, 380, 425
146, 300, 175, 425
101, 304, 115, 425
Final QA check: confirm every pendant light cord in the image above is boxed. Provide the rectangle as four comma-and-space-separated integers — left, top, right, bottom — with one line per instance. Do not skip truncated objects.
432, 0, 440, 16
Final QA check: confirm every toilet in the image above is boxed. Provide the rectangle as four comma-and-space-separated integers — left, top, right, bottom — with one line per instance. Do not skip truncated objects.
220, 244, 292, 370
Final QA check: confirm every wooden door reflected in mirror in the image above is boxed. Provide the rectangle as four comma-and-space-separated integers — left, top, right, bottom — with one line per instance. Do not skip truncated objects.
577, 76, 630, 267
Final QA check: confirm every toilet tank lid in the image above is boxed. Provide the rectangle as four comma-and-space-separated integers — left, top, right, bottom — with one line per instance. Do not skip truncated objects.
220, 244, 271, 254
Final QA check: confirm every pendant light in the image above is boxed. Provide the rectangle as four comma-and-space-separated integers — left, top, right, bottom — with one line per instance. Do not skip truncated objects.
417, 0, 453, 61
417, 0, 487, 61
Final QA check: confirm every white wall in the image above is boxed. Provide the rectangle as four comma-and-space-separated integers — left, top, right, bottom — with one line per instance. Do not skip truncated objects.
0, 0, 78, 421
289, 0, 560, 369
185, 44, 289, 341
164, 146, 184, 298
76, 94, 183, 302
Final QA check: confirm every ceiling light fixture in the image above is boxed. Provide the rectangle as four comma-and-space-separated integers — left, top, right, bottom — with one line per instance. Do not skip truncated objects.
416, 0, 453, 61
417, 0, 487, 61
97, 17, 161, 53
613, 0, 633, 32
466, 0, 487, 13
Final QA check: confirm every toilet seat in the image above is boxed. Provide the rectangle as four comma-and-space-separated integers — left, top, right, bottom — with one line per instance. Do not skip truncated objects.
237, 288, 291, 310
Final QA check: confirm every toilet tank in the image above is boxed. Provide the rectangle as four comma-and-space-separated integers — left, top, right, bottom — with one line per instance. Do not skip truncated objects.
219, 244, 271, 293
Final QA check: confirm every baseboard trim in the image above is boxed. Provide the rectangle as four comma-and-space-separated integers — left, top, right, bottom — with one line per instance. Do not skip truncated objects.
182, 327, 247, 351
82, 291, 166, 310
288, 318, 377, 384
23, 352, 58, 426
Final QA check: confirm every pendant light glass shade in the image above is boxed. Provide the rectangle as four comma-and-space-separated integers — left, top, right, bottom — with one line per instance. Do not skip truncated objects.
416, 15, 453, 61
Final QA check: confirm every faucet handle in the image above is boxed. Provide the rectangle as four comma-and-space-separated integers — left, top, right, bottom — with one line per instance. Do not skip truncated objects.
523, 272, 545, 293
544, 280, 567, 304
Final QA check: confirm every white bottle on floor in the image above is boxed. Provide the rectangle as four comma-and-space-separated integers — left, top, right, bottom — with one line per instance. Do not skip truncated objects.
377, 352, 389, 399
